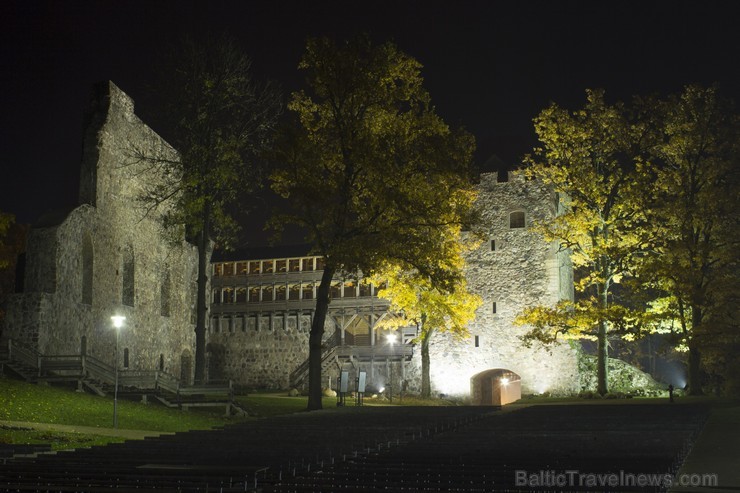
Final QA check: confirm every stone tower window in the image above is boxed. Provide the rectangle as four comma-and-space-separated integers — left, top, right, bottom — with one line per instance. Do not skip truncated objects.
497, 170, 509, 183
81, 233, 93, 304
159, 354, 164, 371
509, 211, 525, 229
475, 335, 480, 347
123, 348, 130, 368
160, 267, 171, 317
122, 245, 135, 306
492, 302, 497, 314
490, 239, 496, 251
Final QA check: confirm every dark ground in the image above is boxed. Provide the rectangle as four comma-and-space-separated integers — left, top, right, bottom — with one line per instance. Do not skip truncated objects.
0, 402, 720, 492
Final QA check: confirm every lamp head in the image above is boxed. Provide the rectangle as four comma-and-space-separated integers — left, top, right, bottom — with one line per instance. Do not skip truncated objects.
111, 315, 126, 329
386, 333, 398, 345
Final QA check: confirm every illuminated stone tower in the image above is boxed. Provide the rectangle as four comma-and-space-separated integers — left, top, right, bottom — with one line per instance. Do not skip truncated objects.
425, 170, 579, 397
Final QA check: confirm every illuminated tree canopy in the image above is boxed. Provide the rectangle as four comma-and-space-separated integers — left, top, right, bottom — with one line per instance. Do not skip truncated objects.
371, 225, 482, 398
634, 85, 740, 394
270, 36, 477, 410
517, 85, 740, 395
516, 89, 651, 395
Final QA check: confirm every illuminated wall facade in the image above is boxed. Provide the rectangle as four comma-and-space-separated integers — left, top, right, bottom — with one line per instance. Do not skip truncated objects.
2, 82, 198, 381
425, 171, 579, 396
210, 172, 579, 396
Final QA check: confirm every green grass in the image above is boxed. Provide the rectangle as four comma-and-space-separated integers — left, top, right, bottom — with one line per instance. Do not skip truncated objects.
0, 375, 245, 451
0, 427, 127, 451
0, 376, 229, 431
236, 392, 348, 416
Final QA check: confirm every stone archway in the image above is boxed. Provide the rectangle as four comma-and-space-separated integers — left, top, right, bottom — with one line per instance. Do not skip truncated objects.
471, 368, 521, 406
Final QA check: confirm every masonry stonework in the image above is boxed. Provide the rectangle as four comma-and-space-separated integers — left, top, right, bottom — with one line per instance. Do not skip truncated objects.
2, 82, 198, 381
424, 172, 579, 397
3, 81, 581, 398
208, 172, 580, 397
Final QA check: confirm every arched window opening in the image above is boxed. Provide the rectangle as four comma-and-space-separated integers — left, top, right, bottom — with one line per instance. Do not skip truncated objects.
509, 211, 525, 229
81, 234, 93, 304
122, 245, 135, 306
160, 267, 171, 317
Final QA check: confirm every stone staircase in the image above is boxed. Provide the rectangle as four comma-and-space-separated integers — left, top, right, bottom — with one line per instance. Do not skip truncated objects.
289, 344, 339, 389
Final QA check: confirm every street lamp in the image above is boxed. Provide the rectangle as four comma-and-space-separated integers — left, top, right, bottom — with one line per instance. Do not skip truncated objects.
386, 333, 397, 403
111, 315, 125, 429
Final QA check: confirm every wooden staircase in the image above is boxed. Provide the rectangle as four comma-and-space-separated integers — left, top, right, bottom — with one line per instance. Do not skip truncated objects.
1, 338, 239, 414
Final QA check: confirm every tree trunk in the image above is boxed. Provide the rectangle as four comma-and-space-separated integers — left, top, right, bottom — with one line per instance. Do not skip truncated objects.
307, 265, 335, 410
596, 283, 609, 396
420, 324, 433, 399
193, 211, 211, 384
687, 305, 703, 395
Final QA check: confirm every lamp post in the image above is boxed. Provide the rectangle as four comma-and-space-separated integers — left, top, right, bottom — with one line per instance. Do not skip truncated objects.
386, 333, 397, 403
111, 315, 125, 429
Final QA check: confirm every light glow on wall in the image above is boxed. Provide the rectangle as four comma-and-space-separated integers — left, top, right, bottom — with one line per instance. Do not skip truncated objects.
433, 366, 473, 396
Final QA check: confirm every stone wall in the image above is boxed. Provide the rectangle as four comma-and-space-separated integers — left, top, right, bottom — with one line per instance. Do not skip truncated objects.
207, 171, 580, 397
206, 315, 337, 389
2, 82, 198, 381
424, 172, 580, 397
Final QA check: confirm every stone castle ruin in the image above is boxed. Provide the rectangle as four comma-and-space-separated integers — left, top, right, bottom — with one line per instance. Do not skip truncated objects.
208, 172, 580, 400
2, 82, 581, 402
3, 82, 198, 385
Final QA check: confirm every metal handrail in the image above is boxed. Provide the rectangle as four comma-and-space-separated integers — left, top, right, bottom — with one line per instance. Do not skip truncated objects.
8, 339, 41, 372
289, 343, 338, 387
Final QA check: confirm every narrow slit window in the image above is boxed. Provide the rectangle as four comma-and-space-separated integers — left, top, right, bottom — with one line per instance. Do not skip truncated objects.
475, 335, 480, 347
492, 302, 497, 314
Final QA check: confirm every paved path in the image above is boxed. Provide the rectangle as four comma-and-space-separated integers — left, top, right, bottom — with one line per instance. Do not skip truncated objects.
0, 419, 173, 440
671, 402, 740, 492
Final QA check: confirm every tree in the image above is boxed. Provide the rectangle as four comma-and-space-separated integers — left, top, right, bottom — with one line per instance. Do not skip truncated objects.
270, 36, 476, 410
371, 230, 482, 398
0, 212, 13, 270
515, 90, 650, 395
131, 35, 281, 383
637, 85, 740, 394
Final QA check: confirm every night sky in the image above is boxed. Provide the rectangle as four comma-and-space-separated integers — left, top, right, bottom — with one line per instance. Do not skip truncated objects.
1, 1, 738, 245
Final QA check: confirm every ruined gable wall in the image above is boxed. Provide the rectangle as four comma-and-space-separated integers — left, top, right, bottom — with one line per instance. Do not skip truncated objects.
4, 82, 197, 380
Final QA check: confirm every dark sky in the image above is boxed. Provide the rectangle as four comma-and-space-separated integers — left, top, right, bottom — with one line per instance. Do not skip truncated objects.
1, 1, 738, 243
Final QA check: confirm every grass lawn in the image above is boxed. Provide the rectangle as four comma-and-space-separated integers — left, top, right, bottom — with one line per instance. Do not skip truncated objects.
0, 377, 346, 451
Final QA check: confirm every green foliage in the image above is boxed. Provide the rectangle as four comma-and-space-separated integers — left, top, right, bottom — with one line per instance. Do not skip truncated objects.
135, 34, 282, 248
518, 84, 739, 395
270, 35, 476, 285
0, 211, 15, 270
270, 36, 477, 409
0, 377, 224, 431
130, 34, 282, 382
517, 89, 651, 394
370, 228, 482, 397
635, 84, 740, 393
